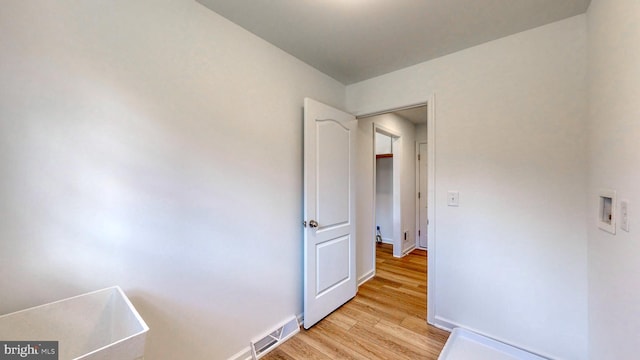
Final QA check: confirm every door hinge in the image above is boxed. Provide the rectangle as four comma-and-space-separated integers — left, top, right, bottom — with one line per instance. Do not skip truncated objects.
418, 154, 421, 161
418, 192, 421, 199
418, 230, 421, 236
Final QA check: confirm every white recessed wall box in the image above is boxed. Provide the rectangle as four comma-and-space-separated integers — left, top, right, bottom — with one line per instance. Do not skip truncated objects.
598, 189, 616, 234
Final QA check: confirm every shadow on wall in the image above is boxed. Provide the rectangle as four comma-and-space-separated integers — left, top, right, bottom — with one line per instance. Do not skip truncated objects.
129, 292, 217, 359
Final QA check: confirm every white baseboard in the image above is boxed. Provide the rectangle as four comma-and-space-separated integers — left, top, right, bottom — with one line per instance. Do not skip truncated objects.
432, 315, 456, 332
358, 269, 375, 287
402, 244, 416, 256
226, 347, 252, 360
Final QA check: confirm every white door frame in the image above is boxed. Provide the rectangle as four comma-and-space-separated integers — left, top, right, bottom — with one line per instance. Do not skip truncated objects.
355, 93, 437, 326
415, 140, 428, 249
373, 124, 402, 258
426, 94, 436, 325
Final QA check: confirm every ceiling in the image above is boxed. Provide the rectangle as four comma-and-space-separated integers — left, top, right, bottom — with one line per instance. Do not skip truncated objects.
394, 106, 427, 125
196, 0, 590, 85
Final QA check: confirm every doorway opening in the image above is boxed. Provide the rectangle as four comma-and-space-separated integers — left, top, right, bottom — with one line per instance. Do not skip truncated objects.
357, 103, 430, 328
355, 95, 435, 326
360, 105, 428, 262
373, 128, 401, 257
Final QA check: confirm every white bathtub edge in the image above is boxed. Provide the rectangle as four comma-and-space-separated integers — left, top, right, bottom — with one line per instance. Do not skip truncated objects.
114, 286, 150, 332
0, 286, 117, 319
73, 286, 149, 360
0, 286, 149, 360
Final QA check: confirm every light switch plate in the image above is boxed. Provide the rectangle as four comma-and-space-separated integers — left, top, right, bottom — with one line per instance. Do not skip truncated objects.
621, 200, 629, 232
448, 191, 459, 207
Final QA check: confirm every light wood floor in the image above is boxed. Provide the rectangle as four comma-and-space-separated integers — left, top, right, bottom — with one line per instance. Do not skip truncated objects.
263, 243, 449, 359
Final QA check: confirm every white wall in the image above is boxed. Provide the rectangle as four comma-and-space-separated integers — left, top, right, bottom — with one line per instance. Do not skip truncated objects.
416, 123, 428, 143
0, 1, 344, 359
347, 16, 588, 359
356, 113, 417, 280
375, 132, 393, 154
587, 0, 640, 358
375, 157, 394, 241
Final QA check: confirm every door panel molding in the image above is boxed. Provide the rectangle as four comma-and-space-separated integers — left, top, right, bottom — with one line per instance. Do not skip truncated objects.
303, 98, 357, 329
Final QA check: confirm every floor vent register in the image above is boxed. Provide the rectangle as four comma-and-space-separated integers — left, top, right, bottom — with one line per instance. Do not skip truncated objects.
250, 315, 300, 359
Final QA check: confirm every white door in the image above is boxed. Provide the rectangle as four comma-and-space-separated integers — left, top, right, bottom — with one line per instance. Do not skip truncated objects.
303, 98, 357, 329
418, 142, 428, 249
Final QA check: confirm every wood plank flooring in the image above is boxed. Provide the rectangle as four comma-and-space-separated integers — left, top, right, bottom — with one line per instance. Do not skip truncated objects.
263, 244, 449, 359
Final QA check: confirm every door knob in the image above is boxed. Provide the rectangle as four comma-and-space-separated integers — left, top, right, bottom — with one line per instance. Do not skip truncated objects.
309, 220, 319, 228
